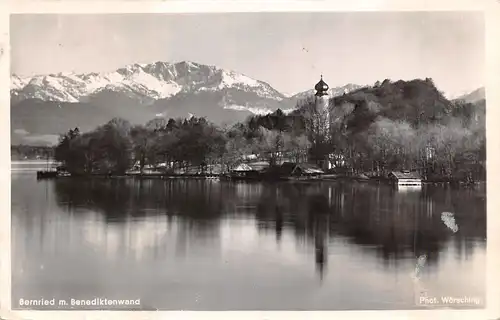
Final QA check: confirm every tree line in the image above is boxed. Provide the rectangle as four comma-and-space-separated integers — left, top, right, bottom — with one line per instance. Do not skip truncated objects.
54, 79, 486, 182
11, 145, 55, 160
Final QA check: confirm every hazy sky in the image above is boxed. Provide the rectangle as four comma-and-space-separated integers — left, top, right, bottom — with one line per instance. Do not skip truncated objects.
11, 12, 484, 97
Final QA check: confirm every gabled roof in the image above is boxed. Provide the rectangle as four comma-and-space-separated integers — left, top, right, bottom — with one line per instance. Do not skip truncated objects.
280, 162, 325, 175
389, 171, 421, 180
296, 163, 324, 174
233, 163, 253, 171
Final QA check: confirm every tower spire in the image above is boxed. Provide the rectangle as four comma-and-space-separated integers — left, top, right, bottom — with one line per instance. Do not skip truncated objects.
315, 74, 329, 96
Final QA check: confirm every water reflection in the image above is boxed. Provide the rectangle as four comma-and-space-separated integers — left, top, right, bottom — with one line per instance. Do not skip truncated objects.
12, 175, 486, 310
51, 179, 486, 281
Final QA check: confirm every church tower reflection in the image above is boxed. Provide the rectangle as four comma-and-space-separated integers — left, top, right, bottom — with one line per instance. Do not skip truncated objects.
315, 223, 327, 280
275, 206, 284, 243
310, 190, 332, 281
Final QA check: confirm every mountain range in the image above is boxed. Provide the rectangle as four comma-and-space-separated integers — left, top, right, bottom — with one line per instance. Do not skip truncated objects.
10, 60, 483, 146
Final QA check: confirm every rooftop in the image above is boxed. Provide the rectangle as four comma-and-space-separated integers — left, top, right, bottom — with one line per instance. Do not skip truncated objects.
389, 171, 421, 180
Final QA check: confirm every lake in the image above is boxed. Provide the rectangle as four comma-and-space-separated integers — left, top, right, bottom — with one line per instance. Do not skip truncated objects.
11, 162, 486, 310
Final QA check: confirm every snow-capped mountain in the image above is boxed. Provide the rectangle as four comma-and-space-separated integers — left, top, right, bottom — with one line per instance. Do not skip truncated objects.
11, 61, 285, 109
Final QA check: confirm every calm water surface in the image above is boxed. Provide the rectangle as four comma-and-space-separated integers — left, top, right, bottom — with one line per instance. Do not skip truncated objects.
11, 163, 486, 310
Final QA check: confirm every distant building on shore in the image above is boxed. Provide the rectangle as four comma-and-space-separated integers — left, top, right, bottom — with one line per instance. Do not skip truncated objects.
388, 170, 422, 187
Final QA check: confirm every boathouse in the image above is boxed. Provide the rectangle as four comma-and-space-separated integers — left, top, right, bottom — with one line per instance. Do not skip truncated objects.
229, 163, 261, 179
388, 170, 422, 187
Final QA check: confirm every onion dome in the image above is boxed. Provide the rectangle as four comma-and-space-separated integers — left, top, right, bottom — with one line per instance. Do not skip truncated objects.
315, 75, 329, 95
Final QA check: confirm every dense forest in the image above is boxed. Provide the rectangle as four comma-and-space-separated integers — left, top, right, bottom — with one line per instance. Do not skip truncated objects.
53, 79, 485, 182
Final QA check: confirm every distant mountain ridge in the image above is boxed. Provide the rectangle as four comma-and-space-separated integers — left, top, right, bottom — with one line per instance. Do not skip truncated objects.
454, 87, 485, 104
288, 83, 363, 101
11, 60, 365, 145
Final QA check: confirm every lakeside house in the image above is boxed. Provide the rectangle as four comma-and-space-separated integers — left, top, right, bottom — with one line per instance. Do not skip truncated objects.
229, 163, 260, 180
224, 161, 324, 181
388, 170, 422, 187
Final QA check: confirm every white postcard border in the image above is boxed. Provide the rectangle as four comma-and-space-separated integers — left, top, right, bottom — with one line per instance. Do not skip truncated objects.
1, 1, 499, 320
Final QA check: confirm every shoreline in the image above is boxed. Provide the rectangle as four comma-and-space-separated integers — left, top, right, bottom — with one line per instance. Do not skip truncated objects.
38, 171, 486, 186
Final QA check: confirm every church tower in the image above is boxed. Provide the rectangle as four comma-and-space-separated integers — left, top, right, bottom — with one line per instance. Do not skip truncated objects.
314, 75, 330, 134
313, 75, 332, 171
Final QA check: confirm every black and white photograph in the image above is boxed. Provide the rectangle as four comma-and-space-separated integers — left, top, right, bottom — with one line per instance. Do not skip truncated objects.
9, 11, 487, 311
